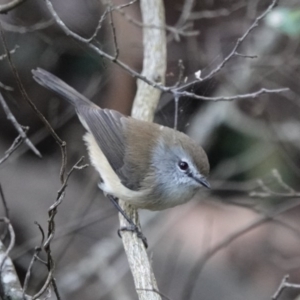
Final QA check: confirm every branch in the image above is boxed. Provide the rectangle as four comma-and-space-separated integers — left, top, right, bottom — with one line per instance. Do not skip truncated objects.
189, 2, 245, 20
182, 199, 300, 299
0, 218, 34, 300
178, 0, 279, 89
115, 5, 199, 42
43, 0, 287, 103
272, 275, 300, 300
0, 23, 67, 183
118, 0, 166, 299
32, 157, 88, 300
0, 92, 42, 157
0, 132, 24, 165
0, 0, 26, 14
174, 87, 289, 102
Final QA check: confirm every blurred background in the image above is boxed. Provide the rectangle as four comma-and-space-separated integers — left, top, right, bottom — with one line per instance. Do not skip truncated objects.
1, 0, 300, 299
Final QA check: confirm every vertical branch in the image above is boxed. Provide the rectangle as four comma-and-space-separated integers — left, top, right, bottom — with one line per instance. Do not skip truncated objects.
131, 0, 166, 121
118, 0, 166, 300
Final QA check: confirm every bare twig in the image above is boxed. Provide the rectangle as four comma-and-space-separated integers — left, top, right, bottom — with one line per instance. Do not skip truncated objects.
173, 59, 185, 88
0, 218, 38, 299
0, 19, 54, 33
0, 218, 15, 272
84, 0, 138, 43
0, 184, 10, 241
0, 133, 24, 165
0, 81, 13, 91
182, 199, 300, 299
0, 44, 19, 61
32, 270, 54, 300
0, 45, 18, 91
174, 87, 289, 102
168, 0, 196, 41
178, 0, 279, 89
272, 275, 300, 300
33, 157, 87, 300
0, 92, 42, 157
108, 4, 119, 61
115, 4, 199, 41
23, 223, 45, 298
189, 2, 245, 20
0, 185, 9, 220
43, 0, 287, 103
250, 170, 300, 198
0, 23, 67, 182
0, 0, 26, 14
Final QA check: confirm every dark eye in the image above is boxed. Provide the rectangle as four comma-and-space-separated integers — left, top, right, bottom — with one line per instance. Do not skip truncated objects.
178, 161, 189, 171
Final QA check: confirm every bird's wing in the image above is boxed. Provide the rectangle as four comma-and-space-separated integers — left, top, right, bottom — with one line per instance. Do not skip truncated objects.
78, 106, 127, 176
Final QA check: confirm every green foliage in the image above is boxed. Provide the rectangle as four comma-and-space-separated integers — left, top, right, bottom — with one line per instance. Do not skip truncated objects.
266, 7, 300, 37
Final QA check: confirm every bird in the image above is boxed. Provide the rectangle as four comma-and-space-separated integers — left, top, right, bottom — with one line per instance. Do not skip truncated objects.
32, 68, 210, 245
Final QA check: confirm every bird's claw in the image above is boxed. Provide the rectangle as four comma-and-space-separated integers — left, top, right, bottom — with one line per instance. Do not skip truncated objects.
118, 225, 148, 248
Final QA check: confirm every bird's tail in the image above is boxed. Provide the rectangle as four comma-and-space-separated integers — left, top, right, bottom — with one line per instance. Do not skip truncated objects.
32, 68, 94, 107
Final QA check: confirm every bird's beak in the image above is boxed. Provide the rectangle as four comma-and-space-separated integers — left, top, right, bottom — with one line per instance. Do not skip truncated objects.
194, 175, 211, 189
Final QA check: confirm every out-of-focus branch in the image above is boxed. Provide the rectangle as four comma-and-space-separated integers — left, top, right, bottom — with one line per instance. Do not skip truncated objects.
0, 19, 54, 33
0, 92, 42, 157
0, 24, 67, 183
0, 45, 18, 91
115, 5, 199, 42
272, 274, 300, 300
43, 0, 286, 103
178, 0, 280, 90
0, 133, 24, 165
0, 0, 26, 14
31, 157, 87, 300
189, 2, 245, 20
182, 199, 300, 300
250, 169, 300, 198
0, 217, 35, 300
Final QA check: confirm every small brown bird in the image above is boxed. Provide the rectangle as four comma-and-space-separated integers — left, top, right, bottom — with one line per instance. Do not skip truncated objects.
32, 68, 210, 244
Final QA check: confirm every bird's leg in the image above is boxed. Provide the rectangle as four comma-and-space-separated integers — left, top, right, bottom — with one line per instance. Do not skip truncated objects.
107, 194, 148, 248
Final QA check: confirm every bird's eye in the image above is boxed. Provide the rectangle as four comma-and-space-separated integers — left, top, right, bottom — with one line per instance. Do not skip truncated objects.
178, 161, 189, 171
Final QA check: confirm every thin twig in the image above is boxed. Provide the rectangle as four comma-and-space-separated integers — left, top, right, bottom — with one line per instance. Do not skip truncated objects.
0, 218, 15, 272
182, 198, 300, 299
0, 133, 24, 165
169, 0, 195, 41
0, 44, 19, 61
272, 274, 300, 300
0, 92, 42, 157
0, 218, 33, 300
176, 87, 289, 101
178, 0, 279, 90
0, 19, 54, 33
0, 184, 9, 241
0, 184, 9, 220
0, 22, 67, 182
116, 4, 198, 41
108, 4, 119, 61
43, 0, 287, 103
0, 81, 13, 91
250, 170, 300, 198
85, 0, 137, 43
23, 222, 45, 298
189, 2, 245, 20
0, 0, 26, 14
33, 157, 87, 300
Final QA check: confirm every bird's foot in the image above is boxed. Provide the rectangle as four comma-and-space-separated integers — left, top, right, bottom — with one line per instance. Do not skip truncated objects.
118, 225, 148, 249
